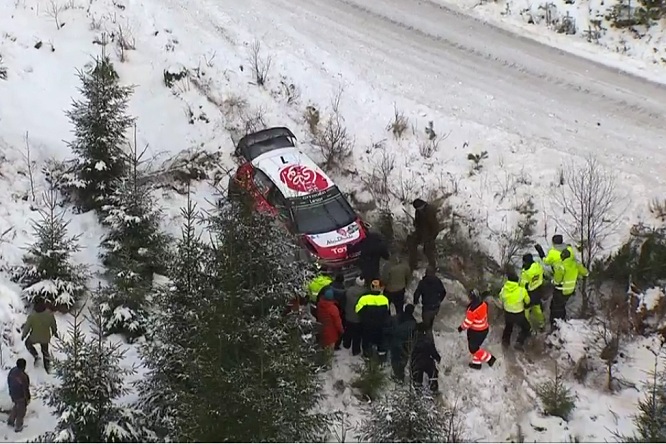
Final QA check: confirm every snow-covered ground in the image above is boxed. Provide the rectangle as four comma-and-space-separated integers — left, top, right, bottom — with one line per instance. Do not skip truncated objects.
0, 0, 665, 441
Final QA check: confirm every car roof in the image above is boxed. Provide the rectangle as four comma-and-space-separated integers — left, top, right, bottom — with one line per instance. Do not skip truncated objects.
252, 147, 335, 199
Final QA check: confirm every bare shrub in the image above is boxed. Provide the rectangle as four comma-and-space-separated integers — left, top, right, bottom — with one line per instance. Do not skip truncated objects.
419, 121, 450, 159
247, 39, 272, 87
468, 151, 488, 175
392, 172, 420, 205
553, 156, 624, 315
488, 198, 538, 268
276, 77, 301, 105
311, 89, 354, 170
649, 198, 666, 222
23, 131, 36, 201
114, 23, 136, 62
386, 104, 409, 139
47, 0, 64, 29
360, 142, 395, 209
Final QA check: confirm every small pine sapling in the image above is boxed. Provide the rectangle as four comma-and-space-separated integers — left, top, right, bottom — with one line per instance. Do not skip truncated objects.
39, 303, 155, 442
536, 363, 576, 421
467, 151, 489, 176
357, 383, 465, 442
11, 189, 87, 312
351, 356, 388, 402
65, 55, 135, 212
386, 104, 409, 139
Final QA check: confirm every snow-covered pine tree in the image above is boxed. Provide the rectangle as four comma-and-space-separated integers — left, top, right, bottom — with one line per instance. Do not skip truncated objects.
97, 139, 169, 340
65, 55, 134, 213
11, 189, 87, 311
357, 383, 464, 443
39, 302, 155, 443
622, 352, 666, 442
179, 195, 329, 442
137, 193, 214, 440
100, 134, 168, 279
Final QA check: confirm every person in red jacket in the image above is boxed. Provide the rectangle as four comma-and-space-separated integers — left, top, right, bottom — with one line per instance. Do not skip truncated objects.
457, 289, 496, 369
317, 287, 344, 349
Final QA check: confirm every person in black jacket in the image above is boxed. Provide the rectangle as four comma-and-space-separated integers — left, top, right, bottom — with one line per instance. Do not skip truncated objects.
389, 304, 417, 382
347, 231, 390, 282
7, 358, 30, 432
413, 266, 447, 333
410, 323, 441, 392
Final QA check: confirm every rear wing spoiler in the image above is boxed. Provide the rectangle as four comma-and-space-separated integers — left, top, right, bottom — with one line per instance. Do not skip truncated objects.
235, 127, 297, 155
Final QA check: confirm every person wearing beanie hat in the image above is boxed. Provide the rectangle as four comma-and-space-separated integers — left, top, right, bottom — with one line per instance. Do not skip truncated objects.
458, 289, 496, 369
355, 280, 390, 359
389, 303, 417, 382
407, 198, 441, 271
317, 287, 343, 350
520, 253, 546, 332
498, 272, 532, 350
342, 277, 366, 355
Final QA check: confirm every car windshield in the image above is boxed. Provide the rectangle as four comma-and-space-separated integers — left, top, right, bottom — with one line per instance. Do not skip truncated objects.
291, 189, 357, 235
246, 136, 293, 160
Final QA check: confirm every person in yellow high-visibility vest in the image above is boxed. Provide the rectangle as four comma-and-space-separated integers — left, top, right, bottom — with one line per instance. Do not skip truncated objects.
550, 249, 588, 328
520, 254, 546, 332
498, 272, 532, 350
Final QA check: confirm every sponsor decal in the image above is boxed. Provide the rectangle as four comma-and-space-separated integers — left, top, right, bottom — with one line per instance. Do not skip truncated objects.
279, 164, 329, 193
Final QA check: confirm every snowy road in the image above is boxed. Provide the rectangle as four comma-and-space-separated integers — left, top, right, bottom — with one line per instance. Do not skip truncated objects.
163, 0, 666, 196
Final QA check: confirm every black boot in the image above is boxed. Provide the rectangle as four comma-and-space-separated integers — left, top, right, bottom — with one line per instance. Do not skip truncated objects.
488, 356, 497, 367
468, 362, 482, 370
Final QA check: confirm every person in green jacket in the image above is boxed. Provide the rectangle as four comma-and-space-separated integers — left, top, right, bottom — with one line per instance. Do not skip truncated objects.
381, 254, 413, 316
499, 272, 532, 350
21, 297, 58, 373
549, 249, 589, 328
520, 254, 546, 332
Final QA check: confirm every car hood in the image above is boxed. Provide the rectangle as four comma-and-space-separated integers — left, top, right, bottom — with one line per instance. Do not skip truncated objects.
304, 220, 362, 248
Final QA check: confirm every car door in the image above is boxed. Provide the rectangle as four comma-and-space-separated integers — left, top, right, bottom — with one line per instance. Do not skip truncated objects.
266, 186, 292, 223
252, 168, 277, 214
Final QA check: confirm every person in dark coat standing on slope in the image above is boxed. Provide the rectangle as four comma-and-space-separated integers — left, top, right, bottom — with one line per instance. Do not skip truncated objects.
410, 323, 441, 392
343, 277, 366, 356
347, 231, 390, 282
408, 198, 441, 270
389, 304, 417, 382
413, 266, 447, 333
7, 358, 31, 433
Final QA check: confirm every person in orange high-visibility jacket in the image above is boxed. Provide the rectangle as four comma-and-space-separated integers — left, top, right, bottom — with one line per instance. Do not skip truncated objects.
458, 289, 496, 370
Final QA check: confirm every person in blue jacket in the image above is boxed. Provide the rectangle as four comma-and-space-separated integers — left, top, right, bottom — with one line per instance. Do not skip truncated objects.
7, 358, 31, 432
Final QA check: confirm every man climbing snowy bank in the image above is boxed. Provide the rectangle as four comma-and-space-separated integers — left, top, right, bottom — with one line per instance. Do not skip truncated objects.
22, 297, 58, 373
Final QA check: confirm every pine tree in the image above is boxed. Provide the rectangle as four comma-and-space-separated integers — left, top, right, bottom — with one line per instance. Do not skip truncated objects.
137, 193, 213, 440
66, 55, 134, 212
100, 138, 169, 279
11, 189, 87, 311
98, 140, 170, 341
622, 353, 666, 442
178, 196, 330, 442
39, 303, 155, 443
358, 383, 463, 443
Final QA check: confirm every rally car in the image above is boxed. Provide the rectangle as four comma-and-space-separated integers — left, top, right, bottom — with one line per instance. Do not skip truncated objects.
228, 127, 368, 279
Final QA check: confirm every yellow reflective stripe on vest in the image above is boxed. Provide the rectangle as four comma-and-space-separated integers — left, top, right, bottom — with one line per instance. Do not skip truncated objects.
355, 294, 389, 313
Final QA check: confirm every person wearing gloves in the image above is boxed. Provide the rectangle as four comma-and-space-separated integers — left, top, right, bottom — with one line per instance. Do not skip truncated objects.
458, 289, 496, 369
498, 272, 532, 350
410, 323, 441, 392
22, 297, 58, 373
317, 287, 344, 350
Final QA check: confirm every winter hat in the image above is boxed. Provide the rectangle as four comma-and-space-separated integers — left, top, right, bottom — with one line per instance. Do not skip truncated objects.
469, 289, 480, 301
560, 249, 571, 260
355, 276, 365, 287
522, 253, 533, 264
506, 272, 520, 283
404, 304, 415, 315
412, 198, 427, 210
323, 287, 335, 300
552, 234, 564, 245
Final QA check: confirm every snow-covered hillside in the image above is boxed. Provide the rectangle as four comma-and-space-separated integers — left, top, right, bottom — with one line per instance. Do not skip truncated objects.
1, 0, 666, 441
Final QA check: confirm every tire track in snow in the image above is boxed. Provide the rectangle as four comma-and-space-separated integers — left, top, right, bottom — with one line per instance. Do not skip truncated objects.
327, 0, 665, 123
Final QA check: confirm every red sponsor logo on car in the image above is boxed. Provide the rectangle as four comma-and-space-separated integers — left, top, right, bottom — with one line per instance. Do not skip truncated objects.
279, 165, 329, 193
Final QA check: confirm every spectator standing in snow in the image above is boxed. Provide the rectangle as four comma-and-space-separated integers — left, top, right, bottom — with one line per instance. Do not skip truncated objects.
389, 304, 417, 382
317, 288, 344, 350
457, 290, 496, 369
355, 280, 391, 360
413, 266, 447, 333
550, 249, 588, 328
410, 323, 441, 393
381, 254, 413, 316
343, 277, 366, 356
520, 253, 546, 332
498, 272, 532, 350
7, 358, 30, 433
347, 231, 390, 282
408, 198, 441, 271
22, 297, 58, 373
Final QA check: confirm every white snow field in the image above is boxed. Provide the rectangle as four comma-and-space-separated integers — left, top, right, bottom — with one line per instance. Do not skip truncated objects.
0, 0, 665, 441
